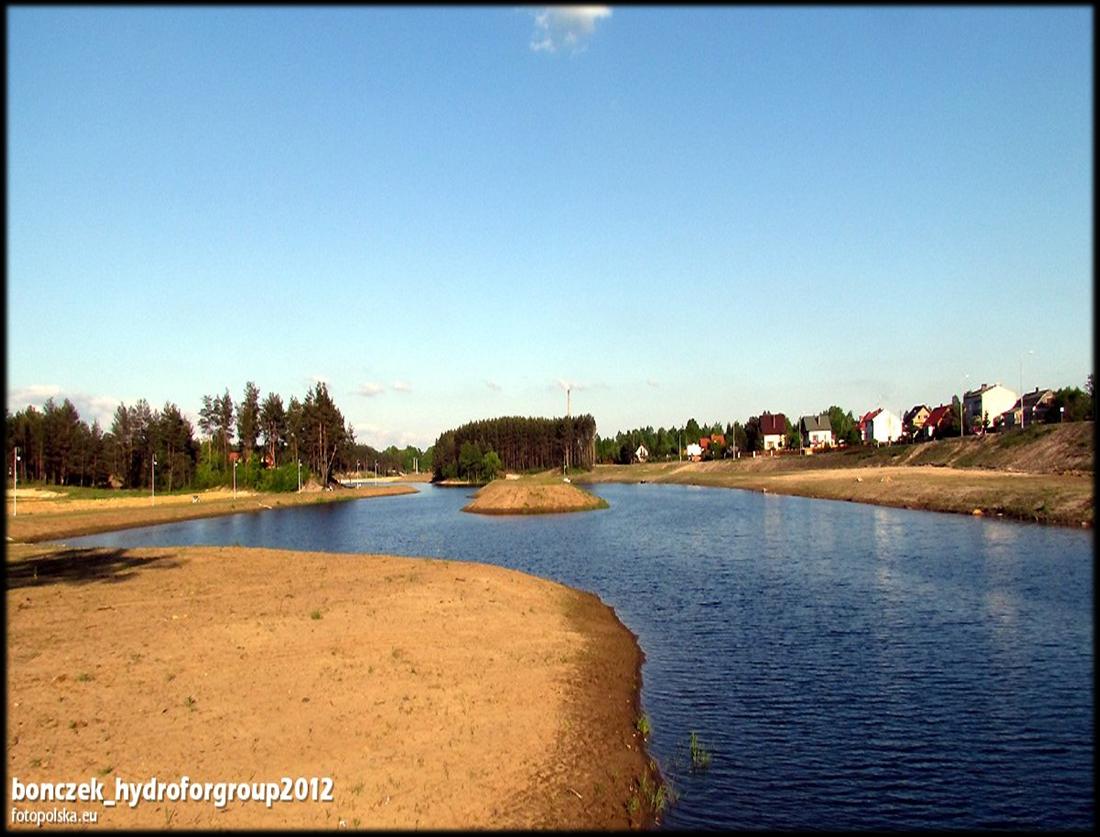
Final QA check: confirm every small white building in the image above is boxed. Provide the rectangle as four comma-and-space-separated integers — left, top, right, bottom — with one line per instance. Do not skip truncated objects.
863, 408, 903, 445
685, 443, 703, 461
760, 412, 787, 451
964, 383, 1019, 432
799, 414, 834, 449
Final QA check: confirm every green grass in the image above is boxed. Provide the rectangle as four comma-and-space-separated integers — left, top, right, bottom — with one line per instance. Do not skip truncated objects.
76, 672, 93, 682
310, 610, 322, 620
636, 713, 651, 739
689, 731, 712, 771
184, 695, 197, 712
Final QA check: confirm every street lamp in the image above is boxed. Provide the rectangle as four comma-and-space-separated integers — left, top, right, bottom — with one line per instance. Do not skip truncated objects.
1020, 349, 1034, 429
297, 459, 302, 492
12, 447, 20, 517
960, 374, 970, 437
233, 460, 239, 496
151, 456, 157, 505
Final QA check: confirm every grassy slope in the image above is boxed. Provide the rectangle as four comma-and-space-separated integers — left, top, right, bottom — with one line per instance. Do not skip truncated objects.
578, 422, 1094, 527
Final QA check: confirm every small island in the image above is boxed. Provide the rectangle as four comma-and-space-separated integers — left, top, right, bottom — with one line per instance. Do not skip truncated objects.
463, 476, 609, 515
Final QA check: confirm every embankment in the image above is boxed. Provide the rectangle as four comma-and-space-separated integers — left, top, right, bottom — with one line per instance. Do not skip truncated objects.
579, 422, 1093, 527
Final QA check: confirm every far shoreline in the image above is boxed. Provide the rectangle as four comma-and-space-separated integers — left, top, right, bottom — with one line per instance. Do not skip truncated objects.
6, 484, 418, 545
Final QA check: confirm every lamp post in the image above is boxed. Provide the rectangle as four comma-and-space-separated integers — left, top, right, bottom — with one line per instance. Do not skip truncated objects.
12, 447, 19, 517
297, 459, 302, 492
1020, 349, 1034, 429
233, 460, 239, 496
151, 456, 157, 506
960, 374, 970, 437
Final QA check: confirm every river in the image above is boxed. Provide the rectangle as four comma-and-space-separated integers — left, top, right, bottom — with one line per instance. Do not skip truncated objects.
60, 483, 1094, 829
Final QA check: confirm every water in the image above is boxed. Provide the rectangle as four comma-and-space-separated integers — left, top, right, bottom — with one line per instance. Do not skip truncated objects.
61, 483, 1094, 829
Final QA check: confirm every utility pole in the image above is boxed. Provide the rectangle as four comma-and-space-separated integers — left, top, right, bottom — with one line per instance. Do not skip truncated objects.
12, 447, 19, 517
1020, 349, 1033, 429
565, 386, 572, 472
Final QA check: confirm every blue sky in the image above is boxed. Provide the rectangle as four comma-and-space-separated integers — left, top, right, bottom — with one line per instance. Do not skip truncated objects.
7, 6, 1093, 449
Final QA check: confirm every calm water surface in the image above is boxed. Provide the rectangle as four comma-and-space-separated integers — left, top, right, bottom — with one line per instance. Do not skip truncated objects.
62, 484, 1094, 829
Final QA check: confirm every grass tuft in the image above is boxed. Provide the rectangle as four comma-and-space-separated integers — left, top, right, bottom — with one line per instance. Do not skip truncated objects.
689, 730, 712, 770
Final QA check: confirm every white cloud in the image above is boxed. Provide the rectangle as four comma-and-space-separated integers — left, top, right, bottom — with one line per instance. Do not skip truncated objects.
352, 422, 433, 451
356, 382, 385, 398
7, 385, 120, 429
392, 380, 412, 393
485, 380, 502, 392
8, 384, 62, 407
530, 6, 612, 53
647, 378, 660, 388
554, 378, 588, 392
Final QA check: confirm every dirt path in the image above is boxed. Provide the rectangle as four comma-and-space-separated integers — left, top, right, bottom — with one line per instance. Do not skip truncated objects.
5, 544, 656, 829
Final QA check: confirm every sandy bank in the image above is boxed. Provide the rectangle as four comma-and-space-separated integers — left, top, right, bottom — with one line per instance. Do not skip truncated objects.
582, 461, 1092, 527
463, 480, 608, 515
5, 543, 656, 829
6, 485, 418, 544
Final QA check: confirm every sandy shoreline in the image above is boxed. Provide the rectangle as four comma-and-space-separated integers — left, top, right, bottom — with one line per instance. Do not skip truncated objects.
5, 543, 657, 829
5, 487, 660, 829
5, 485, 418, 544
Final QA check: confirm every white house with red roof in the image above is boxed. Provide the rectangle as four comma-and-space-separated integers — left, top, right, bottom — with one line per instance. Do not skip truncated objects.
859, 407, 903, 444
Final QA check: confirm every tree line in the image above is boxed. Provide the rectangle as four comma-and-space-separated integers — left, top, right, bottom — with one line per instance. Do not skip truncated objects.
431, 414, 597, 481
6, 381, 374, 492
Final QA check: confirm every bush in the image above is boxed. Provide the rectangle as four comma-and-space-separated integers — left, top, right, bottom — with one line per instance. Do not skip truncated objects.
192, 461, 226, 490
258, 462, 306, 492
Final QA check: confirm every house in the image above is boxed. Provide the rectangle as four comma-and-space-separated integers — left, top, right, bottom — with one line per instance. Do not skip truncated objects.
963, 383, 1018, 433
903, 404, 931, 437
799, 414, 834, 449
997, 388, 1055, 429
759, 412, 786, 451
698, 434, 726, 458
685, 442, 703, 462
924, 404, 956, 439
857, 409, 880, 441
860, 407, 903, 445
634, 444, 649, 463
